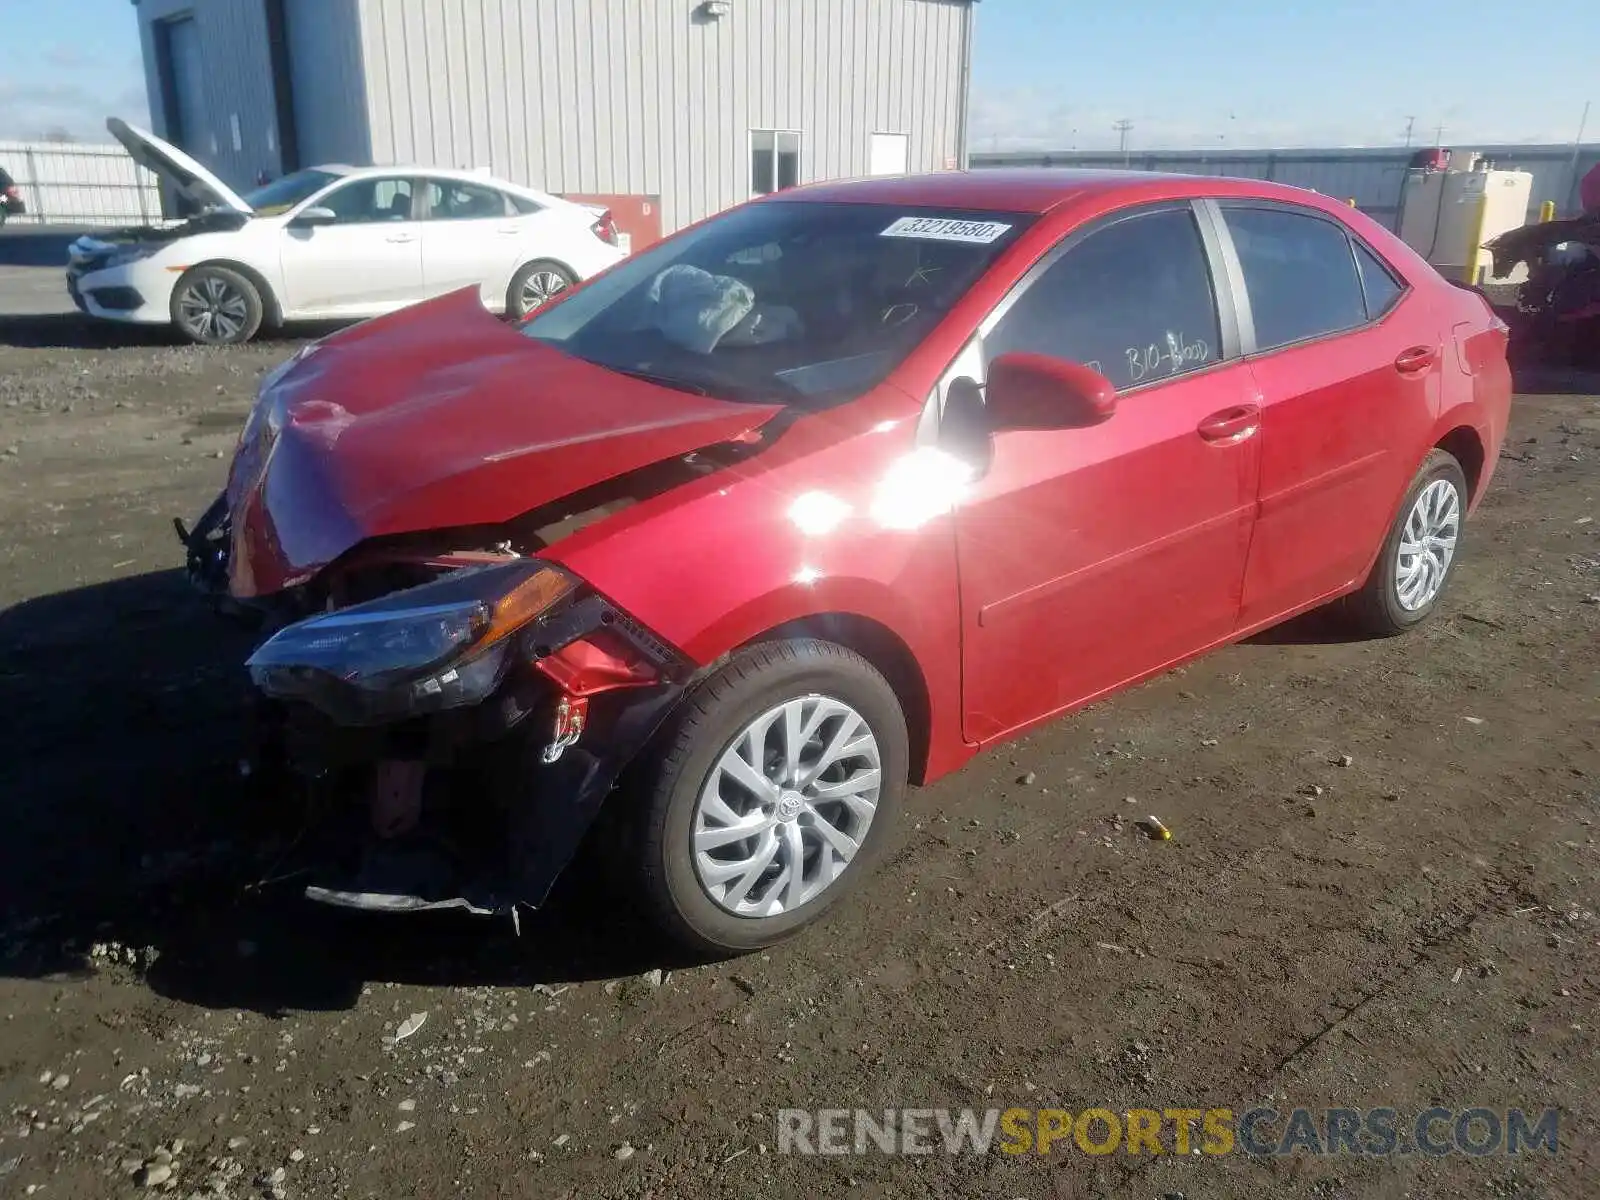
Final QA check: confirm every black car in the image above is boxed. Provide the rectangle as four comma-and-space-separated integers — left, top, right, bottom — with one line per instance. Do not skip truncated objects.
0, 166, 26, 225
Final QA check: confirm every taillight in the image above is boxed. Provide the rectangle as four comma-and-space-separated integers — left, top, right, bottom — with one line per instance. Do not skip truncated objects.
590, 211, 618, 246
1, 185, 18, 199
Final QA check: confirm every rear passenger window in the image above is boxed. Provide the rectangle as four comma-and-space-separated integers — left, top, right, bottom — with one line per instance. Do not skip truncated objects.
1354, 241, 1404, 319
985, 208, 1222, 392
1223, 207, 1366, 351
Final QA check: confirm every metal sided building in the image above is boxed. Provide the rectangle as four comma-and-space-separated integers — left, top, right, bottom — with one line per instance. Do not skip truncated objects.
132, 0, 976, 237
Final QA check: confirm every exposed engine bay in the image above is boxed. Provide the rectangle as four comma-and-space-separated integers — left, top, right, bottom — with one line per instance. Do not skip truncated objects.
70, 210, 249, 257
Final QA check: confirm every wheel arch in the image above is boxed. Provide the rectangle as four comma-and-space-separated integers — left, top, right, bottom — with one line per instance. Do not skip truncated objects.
1434, 424, 1486, 504
180, 259, 283, 326
732, 611, 934, 787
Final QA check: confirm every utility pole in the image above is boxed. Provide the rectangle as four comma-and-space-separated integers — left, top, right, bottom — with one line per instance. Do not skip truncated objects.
1433, 122, 1444, 148
1566, 100, 1591, 213
1402, 115, 1416, 148
1113, 119, 1133, 166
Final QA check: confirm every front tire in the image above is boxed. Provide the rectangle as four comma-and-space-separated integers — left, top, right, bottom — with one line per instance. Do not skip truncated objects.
1348, 449, 1468, 635
631, 639, 908, 956
171, 265, 264, 346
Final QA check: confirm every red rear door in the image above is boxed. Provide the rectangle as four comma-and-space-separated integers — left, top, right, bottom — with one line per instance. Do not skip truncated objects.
1214, 203, 1444, 626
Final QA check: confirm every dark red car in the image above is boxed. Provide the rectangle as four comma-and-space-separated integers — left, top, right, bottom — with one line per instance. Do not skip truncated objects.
181, 169, 1511, 954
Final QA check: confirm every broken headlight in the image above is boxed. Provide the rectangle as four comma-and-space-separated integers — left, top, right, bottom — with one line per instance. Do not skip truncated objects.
246, 560, 575, 723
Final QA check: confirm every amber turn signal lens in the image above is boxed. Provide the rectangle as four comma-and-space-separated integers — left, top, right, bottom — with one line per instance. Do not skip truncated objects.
481, 565, 575, 645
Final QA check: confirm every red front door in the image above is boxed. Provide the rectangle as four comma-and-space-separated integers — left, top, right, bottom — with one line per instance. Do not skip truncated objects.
949, 204, 1262, 743
957, 365, 1263, 742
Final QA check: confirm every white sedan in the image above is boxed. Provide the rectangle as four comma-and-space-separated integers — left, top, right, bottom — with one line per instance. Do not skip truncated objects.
67, 119, 627, 345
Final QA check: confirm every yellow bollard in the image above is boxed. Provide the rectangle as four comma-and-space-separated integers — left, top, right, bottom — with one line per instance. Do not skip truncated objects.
1462, 191, 1490, 285
1539, 200, 1557, 223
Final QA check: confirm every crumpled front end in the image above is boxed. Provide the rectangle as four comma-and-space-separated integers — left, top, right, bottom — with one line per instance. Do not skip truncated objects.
238, 556, 694, 917
173, 290, 799, 916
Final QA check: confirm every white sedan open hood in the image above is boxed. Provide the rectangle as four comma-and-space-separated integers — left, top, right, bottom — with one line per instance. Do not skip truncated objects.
108, 117, 253, 216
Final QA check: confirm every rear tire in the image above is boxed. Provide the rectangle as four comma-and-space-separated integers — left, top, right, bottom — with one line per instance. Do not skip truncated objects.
629, 639, 908, 956
1347, 449, 1468, 636
171, 265, 264, 346
506, 260, 575, 320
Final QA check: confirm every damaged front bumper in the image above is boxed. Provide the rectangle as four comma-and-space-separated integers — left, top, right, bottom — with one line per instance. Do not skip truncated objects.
178, 499, 693, 919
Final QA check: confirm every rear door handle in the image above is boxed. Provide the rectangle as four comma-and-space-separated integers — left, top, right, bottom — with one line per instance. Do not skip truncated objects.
497, 225, 522, 235
385, 233, 416, 244
1197, 404, 1260, 443
1394, 345, 1437, 374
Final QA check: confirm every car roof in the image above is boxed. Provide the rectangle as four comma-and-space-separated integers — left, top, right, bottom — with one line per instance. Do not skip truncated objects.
770, 167, 1335, 215
305, 163, 566, 204
314, 163, 526, 186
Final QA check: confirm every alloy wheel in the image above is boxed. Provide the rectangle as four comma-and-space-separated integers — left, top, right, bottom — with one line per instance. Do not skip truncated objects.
519, 270, 568, 312
1395, 477, 1461, 611
691, 694, 882, 918
177, 277, 249, 342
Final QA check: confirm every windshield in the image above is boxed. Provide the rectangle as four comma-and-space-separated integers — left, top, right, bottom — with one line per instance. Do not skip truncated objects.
243, 169, 340, 216
520, 200, 1036, 405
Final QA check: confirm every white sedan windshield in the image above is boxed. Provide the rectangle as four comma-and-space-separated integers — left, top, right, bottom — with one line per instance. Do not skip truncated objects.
244, 170, 340, 216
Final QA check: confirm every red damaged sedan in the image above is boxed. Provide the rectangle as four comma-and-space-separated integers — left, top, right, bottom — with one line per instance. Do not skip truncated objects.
179, 169, 1511, 953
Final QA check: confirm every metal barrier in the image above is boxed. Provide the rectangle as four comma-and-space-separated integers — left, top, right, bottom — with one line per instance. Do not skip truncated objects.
0, 140, 162, 226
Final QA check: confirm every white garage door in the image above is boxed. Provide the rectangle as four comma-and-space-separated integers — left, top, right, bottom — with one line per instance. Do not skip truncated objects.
869, 133, 909, 177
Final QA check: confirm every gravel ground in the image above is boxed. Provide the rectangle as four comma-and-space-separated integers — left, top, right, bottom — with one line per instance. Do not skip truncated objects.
1, 312, 1597, 1200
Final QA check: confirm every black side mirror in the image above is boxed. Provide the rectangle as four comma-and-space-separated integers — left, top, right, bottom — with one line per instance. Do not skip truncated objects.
985, 351, 1117, 430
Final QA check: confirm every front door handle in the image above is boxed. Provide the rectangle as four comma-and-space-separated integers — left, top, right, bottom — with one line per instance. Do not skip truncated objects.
1394, 345, 1438, 374
1197, 404, 1260, 443
385, 233, 416, 244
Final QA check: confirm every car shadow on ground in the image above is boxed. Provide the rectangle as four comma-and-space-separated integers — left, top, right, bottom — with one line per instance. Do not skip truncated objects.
1243, 604, 1371, 646
0, 569, 696, 1018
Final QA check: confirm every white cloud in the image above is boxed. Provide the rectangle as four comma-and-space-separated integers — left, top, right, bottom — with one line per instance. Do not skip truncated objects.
0, 81, 148, 143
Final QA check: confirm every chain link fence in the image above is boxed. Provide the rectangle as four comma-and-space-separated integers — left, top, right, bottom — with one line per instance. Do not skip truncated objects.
0, 140, 162, 227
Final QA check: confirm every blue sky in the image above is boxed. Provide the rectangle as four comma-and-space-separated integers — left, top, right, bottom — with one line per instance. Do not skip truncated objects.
0, 0, 1592, 151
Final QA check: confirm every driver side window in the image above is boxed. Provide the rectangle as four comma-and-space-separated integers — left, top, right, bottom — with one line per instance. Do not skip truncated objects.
318, 177, 415, 225
985, 207, 1222, 392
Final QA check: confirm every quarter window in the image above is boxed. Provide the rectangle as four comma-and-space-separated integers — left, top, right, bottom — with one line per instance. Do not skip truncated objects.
318, 177, 415, 224
1223, 207, 1367, 351
751, 130, 801, 196
985, 207, 1222, 392
1354, 241, 1404, 319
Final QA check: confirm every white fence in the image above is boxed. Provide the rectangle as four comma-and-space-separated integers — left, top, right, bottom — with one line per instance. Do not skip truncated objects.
0, 140, 162, 226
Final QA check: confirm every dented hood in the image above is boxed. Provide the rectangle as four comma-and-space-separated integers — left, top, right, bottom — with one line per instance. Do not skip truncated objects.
227, 289, 781, 598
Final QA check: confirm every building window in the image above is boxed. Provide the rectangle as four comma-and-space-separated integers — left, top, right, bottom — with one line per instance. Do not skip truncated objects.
751, 130, 800, 195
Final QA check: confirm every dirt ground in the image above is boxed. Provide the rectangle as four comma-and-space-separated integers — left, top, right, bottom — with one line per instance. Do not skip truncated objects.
0, 311, 1596, 1200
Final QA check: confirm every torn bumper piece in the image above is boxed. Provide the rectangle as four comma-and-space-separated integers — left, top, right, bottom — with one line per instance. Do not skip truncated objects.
244, 584, 692, 918
274, 680, 686, 918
